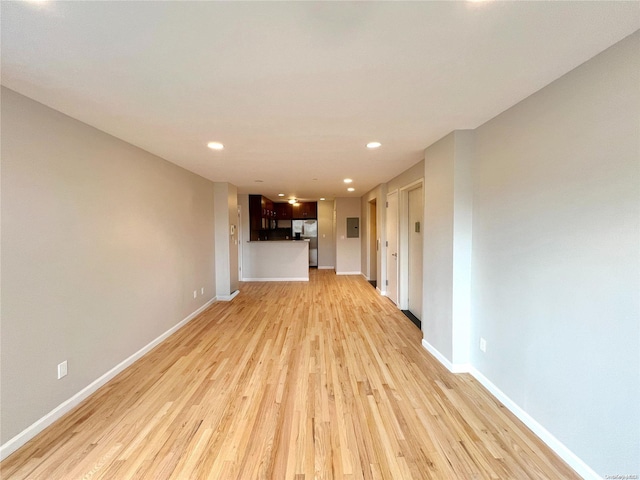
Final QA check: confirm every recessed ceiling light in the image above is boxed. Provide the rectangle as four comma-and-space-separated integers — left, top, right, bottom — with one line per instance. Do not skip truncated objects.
366, 142, 381, 149
344, 178, 353, 184
347, 187, 355, 192
278, 193, 285, 197
320, 198, 326, 201
254, 180, 263, 183
207, 142, 224, 150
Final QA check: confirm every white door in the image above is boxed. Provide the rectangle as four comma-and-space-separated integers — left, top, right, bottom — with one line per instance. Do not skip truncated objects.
386, 191, 399, 305
408, 186, 423, 319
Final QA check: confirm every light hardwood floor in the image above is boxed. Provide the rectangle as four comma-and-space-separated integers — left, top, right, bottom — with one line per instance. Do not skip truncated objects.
1, 270, 579, 479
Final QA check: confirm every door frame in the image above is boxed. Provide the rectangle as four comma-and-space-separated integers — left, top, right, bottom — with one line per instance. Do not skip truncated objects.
398, 179, 424, 311
385, 190, 399, 305
367, 199, 377, 283
237, 205, 243, 281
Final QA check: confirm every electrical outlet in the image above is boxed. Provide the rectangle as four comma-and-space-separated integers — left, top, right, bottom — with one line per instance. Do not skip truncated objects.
480, 338, 487, 353
193, 290, 197, 298
57, 361, 68, 379
201, 287, 204, 295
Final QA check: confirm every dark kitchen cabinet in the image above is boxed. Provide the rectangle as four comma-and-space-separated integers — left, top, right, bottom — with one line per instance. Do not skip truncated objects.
250, 195, 274, 240
292, 202, 317, 219
275, 202, 293, 220
249, 195, 265, 241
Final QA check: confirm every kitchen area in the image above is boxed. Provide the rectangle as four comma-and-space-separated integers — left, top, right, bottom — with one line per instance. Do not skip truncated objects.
241, 195, 321, 281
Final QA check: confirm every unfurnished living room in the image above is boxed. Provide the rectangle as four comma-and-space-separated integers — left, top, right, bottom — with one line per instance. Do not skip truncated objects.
1, 2, 638, 479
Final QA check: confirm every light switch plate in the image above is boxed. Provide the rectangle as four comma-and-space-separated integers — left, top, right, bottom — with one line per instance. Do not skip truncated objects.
58, 360, 68, 379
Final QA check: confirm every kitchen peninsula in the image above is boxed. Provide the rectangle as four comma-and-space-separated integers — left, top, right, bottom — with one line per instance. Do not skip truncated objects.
243, 195, 318, 281
243, 240, 310, 281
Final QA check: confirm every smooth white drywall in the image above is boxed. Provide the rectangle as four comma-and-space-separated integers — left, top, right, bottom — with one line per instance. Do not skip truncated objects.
0, 87, 216, 444
318, 200, 335, 268
423, 134, 455, 359
451, 132, 473, 366
213, 182, 239, 297
243, 241, 309, 280
471, 32, 639, 475
228, 184, 239, 293
387, 160, 424, 194
422, 130, 473, 366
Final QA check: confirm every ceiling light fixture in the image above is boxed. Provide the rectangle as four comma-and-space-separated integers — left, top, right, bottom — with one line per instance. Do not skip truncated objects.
343, 178, 353, 184
366, 142, 381, 149
320, 198, 326, 201
347, 187, 355, 192
288, 198, 297, 204
278, 193, 285, 197
207, 142, 224, 150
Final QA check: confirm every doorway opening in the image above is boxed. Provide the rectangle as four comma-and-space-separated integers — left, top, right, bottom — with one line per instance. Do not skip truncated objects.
368, 199, 377, 289
399, 181, 424, 323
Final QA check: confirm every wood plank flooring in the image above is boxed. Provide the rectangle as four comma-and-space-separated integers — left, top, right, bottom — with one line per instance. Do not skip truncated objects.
1, 270, 579, 479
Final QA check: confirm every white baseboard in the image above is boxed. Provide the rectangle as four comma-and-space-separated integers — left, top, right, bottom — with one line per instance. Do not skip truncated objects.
317, 266, 334, 270
216, 290, 239, 301
468, 366, 600, 480
0, 297, 216, 461
420, 338, 598, 480
242, 277, 308, 282
377, 287, 386, 295
335, 271, 361, 276
421, 339, 471, 373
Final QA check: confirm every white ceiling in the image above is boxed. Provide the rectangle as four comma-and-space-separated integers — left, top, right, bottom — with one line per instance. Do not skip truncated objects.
2, 1, 638, 201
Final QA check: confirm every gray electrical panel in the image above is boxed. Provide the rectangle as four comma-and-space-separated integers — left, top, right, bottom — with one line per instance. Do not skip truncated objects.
346, 217, 359, 238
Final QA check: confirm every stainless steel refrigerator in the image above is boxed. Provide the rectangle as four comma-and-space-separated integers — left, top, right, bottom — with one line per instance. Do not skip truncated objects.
292, 219, 318, 267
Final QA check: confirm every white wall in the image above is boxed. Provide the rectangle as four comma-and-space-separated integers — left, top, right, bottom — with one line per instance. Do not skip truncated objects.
422, 131, 473, 367
335, 197, 361, 274
471, 32, 639, 476
318, 199, 335, 268
387, 160, 424, 194
423, 134, 455, 358
228, 185, 239, 292
1, 88, 216, 446
213, 182, 238, 299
